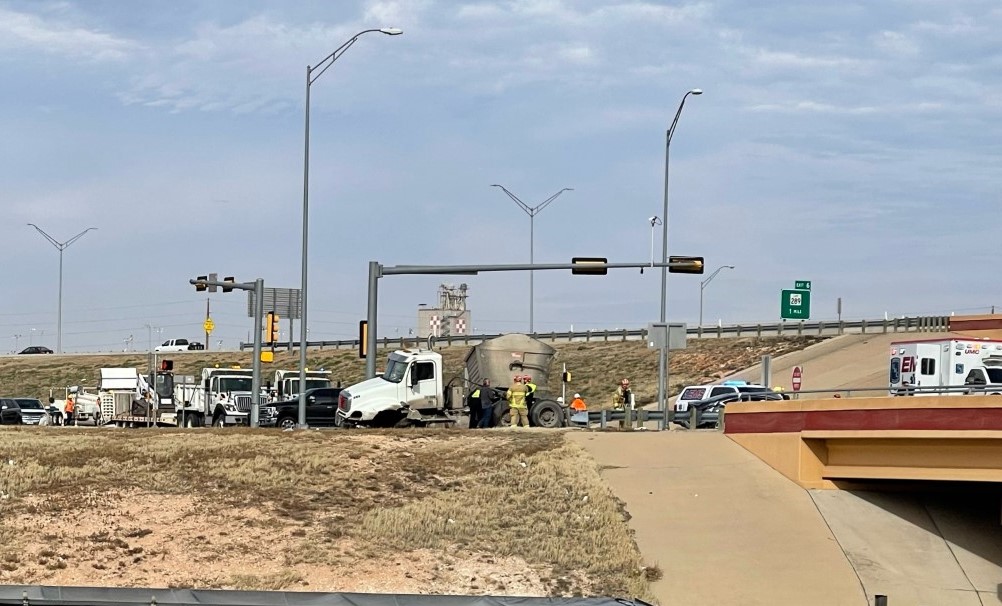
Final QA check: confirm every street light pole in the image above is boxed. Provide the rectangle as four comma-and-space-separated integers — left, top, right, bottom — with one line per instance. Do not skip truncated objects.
298, 27, 402, 429
657, 88, 702, 417
27, 224, 97, 354
491, 184, 573, 334
699, 265, 735, 336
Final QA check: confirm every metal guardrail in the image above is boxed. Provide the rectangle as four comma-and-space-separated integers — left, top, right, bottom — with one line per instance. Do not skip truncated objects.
241, 315, 950, 351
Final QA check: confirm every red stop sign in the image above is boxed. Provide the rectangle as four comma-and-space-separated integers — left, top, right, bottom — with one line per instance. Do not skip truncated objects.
792, 366, 803, 392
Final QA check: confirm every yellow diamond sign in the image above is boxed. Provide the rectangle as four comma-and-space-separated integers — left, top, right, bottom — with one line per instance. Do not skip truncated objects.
203, 318, 215, 334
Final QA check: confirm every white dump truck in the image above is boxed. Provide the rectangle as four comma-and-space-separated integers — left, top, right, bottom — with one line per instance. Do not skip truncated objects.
173, 366, 258, 427
336, 333, 566, 428
269, 369, 333, 401
889, 337, 1002, 395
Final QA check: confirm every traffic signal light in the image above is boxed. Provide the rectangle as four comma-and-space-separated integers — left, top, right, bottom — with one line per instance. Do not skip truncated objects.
195, 276, 208, 292
571, 257, 608, 275
160, 360, 174, 371
669, 256, 705, 274
222, 276, 236, 293
266, 312, 280, 343
358, 320, 368, 359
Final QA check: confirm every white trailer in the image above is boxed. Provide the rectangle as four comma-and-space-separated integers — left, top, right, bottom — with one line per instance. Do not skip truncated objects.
173, 367, 256, 427
889, 337, 1002, 395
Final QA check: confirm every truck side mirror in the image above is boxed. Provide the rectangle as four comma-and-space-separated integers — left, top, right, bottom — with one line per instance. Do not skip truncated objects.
410, 373, 419, 387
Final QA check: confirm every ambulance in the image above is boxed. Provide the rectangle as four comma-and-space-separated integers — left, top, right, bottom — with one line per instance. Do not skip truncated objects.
888, 338, 1002, 396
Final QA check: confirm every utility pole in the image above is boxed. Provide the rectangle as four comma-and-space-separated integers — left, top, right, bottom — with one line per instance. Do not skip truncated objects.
27, 224, 98, 354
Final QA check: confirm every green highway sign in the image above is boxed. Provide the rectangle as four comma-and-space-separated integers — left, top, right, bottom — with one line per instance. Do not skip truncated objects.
795, 280, 812, 290
781, 289, 811, 320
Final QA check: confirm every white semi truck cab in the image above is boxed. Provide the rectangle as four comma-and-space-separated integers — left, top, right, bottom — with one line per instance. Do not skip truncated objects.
337, 349, 461, 428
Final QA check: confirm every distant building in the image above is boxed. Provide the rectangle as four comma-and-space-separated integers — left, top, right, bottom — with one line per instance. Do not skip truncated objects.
417, 284, 472, 339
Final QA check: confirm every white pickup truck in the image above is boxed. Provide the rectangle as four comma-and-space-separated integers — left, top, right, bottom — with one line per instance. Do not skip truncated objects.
154, 338, 205, 353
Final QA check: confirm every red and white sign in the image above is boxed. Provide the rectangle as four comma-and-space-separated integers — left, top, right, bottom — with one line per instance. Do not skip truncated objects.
792, 366, 803, 392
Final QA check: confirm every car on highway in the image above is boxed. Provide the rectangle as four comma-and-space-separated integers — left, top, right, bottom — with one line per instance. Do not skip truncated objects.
0, 398, 48, 425
262, 387, 344, 429
18, 346, 53, 355
673, 391, 786, 429
673, 380, 777, 414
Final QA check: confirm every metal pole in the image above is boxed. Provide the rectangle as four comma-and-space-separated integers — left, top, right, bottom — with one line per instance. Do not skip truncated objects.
298, 65, 311, 430
251, 278, 264, 428
698, 282, 704, 338
57, 247, 63, 354
529, 213, 534, 334
657, 90, 700, 418
205, 298, 210, 351
365, 261, 380, 378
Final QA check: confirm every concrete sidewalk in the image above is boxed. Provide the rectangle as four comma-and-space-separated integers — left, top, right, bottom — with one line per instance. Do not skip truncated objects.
570, 431, 867, 605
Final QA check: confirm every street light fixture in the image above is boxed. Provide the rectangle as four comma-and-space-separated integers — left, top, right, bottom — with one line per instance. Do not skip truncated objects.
657, 88, 702, 416
298, 27, 401, 429
699, 265, 735, 336
491, 184, 573, 333
27, 224, 97, 354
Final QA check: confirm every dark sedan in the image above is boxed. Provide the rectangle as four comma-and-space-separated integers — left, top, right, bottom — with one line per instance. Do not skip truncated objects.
19, 346, 53, 355
673, 391, 786, 429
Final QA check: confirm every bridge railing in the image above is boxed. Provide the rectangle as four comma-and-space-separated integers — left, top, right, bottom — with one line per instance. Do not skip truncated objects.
240, 315, 950, 351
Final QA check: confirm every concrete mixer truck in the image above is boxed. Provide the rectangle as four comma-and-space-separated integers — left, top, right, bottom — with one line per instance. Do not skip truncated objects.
336, 334, 566, 429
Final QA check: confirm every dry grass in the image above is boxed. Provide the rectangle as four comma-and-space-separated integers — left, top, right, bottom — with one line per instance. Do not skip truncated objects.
0, 428, 656, 600
0, 336, 825, 406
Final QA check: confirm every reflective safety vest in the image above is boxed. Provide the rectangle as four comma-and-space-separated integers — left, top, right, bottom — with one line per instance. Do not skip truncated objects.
525, 382, 537, 395
471, 389, 481, 399
65, 398, 75, 413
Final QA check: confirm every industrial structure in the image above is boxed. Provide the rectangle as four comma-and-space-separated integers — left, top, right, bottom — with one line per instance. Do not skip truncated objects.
417, 284, 472, 339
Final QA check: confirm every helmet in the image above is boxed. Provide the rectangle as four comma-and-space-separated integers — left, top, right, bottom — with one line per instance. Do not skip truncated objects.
621, 378, 630, 387
513, 375, 522, 383
574, 393, 581, 398
523, 375, 533, 382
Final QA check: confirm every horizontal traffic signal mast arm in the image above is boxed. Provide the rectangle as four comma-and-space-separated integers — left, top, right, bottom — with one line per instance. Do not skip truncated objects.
379, 258, 704, 276
190, 277, 255, 292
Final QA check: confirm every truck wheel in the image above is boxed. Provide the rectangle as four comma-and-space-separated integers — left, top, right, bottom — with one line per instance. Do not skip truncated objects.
530, 401, 564, 429
183, 414, 197, 428
278, 416, 297, 430
394, 417, 416, 428
492, 402, 509, 424
212, 415, 225, 428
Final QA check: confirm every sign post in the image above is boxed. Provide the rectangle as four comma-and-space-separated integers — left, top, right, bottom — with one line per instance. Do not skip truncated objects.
792, 366, 803, 393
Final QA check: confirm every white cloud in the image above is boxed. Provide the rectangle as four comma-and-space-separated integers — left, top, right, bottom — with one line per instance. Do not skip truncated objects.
0, 6, 139, 61
872, 30, 919, 57
751, 48, 863, 70
746, 100, 944, 115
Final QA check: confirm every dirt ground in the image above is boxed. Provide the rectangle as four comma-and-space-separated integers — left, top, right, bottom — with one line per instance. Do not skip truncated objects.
0, 427, 656, 600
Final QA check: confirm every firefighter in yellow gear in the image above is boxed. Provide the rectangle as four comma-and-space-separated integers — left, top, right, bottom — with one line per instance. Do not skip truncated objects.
506, 376, 529, 428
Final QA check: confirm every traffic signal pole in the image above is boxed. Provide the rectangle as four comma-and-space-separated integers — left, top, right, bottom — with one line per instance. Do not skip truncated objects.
190, 276, 265, 427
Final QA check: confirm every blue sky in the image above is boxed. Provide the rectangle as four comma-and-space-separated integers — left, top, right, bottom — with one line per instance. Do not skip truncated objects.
1, 0, 1000, 353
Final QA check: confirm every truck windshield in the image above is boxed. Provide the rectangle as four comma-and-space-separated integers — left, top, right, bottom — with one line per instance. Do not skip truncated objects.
383, 359, 407, 383
217, 377, 252, 392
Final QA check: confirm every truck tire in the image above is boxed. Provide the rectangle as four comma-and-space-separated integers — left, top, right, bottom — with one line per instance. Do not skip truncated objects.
183, 414, 199, 428
212, 415, 225, 428
530, 400, 564, 429
278, 416, 297, 430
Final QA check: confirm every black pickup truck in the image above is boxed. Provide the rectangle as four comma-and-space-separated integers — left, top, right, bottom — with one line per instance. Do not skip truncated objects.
262, 387, 343, 429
